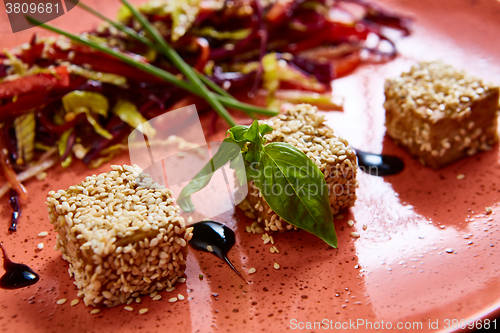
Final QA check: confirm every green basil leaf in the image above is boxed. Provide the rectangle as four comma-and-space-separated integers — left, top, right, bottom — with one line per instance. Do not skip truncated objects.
258, 123, 273, 137
177, 140, 241, 212
253, 142, 337, 247
227, 125, 250, 143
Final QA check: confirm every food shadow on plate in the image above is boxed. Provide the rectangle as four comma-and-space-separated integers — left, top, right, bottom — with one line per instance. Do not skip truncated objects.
382, 135, 500, 230
13, 253, 193, 332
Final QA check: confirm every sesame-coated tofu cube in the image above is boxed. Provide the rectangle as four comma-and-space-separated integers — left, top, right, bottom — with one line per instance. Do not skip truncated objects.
238, 104, 358, 232
384, 61, 499, 168
46, 165, 192, 307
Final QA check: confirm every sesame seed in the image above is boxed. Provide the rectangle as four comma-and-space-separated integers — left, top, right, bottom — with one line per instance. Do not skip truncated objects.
138, 308, 148, 315
135, 297, 141, 303
168, 297, 177, 303
445, 248, 454, 254
485, 207, 493, 215
269, 246, 279, 254
206, 245, 213, 252
177, 294, 185, 301
124, 306, 134, 312
166, 287, 175, 292
178, 277, 186, 283
90, 309, 101, 315
350, 232, 360, 238
248, 267, 256, 274
56, 298, 67, 305
37, 243, 44, 250
456, 174, 465, 180
347, 220, 354, 227
273, 262, 280, 270
38, 231, 48, 237
152, 295, 162, 301
70, 299, 79, 306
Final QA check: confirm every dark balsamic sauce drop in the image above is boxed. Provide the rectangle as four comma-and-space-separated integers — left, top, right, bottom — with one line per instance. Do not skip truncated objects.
0, 243, 39, 289
189, 221, 246, 282
355, 149, 405, 176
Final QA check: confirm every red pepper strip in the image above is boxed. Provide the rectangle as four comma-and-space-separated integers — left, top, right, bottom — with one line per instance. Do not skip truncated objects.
0, 135, 27, 201
193, 37, 210, 71
266, 0, 301, 25
332, 51, 361, 78
0, 75, 86, 120
15, 34, 45, 66
49, 44, 164, 83
0, 65, 69, 99
284, 22, 370, 54
0, 91, 50, 120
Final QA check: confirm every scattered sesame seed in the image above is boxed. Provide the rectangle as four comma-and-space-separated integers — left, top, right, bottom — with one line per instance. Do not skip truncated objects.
37, 243, 44, 250
177, 294, 185, 301
178, 277, 186, 283
347, 220, 354, 227
166, 287, 175, 292
485, 207, 493, 215
56, 298, 67, 305
445, 248, 454, 253
350, 232, 360, 238
135, 297, 141, 303
152, 295, 162, 301
138, 308, 148, 315
168, 297, 177, 303
206, 245, 214, 252
273, 262, 280, 270
456, 174, 465, 180
90, 309, 101, 315
269, 246, 280, 254
248, 267, 256, 274
70, 299, 79, 306
38, 231, 48, 237
124, 306, 134, 312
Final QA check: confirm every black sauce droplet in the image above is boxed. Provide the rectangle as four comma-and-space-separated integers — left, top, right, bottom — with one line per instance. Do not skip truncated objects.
8, 190, 21, 232
0, 243, 39, 289
355, 149, 405, 176
189, 221, 246, 282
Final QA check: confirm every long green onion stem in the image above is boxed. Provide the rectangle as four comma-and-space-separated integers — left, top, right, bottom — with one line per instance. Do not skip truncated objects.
120, 0, 233, 125
26, 17, 277, 125
75, 1, 233, 100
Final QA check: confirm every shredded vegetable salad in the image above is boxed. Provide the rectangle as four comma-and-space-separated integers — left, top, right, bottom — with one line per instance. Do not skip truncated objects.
0, 0, 410, 231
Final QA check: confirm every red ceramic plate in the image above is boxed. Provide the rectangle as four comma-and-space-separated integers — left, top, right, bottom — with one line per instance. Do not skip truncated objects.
0, 1, 499, 332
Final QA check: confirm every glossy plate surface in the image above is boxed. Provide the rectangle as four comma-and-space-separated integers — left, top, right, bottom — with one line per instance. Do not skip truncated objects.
0, 0, 499, 332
